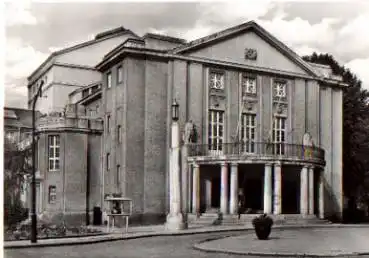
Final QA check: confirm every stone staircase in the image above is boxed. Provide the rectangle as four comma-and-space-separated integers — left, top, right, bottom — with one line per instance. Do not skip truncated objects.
188, 213, 331, 227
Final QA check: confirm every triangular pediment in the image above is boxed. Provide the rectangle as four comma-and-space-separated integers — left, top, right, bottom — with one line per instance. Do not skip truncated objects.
174, 21, 317, 77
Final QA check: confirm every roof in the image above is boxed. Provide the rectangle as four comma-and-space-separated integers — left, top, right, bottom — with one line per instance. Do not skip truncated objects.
171, 20, 318, 77
4, 107, 42, 129
27, 26, 138, 83
142, 33, 187, 44
69, 81, 101, 97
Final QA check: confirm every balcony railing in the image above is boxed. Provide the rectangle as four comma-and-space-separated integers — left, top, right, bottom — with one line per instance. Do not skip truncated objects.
187, 141, 325, 163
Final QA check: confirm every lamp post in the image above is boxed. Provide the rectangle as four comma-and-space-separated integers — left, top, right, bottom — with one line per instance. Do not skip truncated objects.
165, 99, 185, 230
30, 80, 44, 243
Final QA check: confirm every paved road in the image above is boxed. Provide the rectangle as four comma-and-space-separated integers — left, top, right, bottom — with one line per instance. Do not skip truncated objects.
5, 231, 273, 258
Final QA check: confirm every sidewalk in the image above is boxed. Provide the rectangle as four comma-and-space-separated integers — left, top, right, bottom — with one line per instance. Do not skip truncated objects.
4, 223, 368, 249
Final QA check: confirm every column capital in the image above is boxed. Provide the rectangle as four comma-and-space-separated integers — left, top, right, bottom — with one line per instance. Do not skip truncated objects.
193, 163, 199, 168
308, 165, 315, 170
230, 162, 238, 167
265, 163, 273, 167
220, 161, 228, 167
274, 161, 282, 167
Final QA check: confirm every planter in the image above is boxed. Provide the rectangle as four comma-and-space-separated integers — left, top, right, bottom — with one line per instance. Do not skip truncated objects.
252, 214, 273, 240
254, 225, 272, 240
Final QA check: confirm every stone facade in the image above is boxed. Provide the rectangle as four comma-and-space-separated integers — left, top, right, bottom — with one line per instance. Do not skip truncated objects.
33, 104, 103, 224
26, 20, 346, 225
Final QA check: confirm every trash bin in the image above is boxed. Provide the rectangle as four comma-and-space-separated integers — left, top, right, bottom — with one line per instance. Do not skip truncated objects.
93, 206, 102, 225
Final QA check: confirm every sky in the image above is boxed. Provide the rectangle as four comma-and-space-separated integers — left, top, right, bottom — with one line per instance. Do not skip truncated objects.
4, 0, 369, 108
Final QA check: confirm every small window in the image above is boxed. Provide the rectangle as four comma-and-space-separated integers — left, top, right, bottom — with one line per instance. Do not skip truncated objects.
106, 153, 110, 171
48, 185, 56, 204
107, 72, 112, 89
273, 80, 287, 98
116, 165, 121, 188
117, 125, 121, 142
209, 71, 224, 90
106, 115, 110, 133
117, 66, 123, 84
242, 76, 257, 96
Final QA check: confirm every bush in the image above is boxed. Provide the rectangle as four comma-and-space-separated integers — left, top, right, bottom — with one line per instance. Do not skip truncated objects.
4, 198, 28, 227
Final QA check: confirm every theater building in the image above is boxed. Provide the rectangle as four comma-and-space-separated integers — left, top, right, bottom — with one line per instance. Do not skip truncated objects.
29, 21, 346, 224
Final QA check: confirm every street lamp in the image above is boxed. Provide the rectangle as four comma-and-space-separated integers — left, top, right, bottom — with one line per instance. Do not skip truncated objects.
172, 99, 179, 121
31, 80, 44, 243
165, 99, 185, 230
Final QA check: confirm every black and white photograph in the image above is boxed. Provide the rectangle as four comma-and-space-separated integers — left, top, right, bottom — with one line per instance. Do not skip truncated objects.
3, 1, 369, 257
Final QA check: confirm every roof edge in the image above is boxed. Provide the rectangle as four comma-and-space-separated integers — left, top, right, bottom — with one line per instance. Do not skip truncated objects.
28, 29, 137, 81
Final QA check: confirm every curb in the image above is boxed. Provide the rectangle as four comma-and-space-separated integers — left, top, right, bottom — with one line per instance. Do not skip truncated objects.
193, 227, 369, 258
3, 227, 251, 249
193, 243, 369, 258
5, 224, 369, 249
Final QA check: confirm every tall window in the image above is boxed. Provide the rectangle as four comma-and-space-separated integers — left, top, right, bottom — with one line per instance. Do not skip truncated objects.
117, 125, 121, 142
242, 76, 257, 96
273, 80, 287, 98
48, 135, 60, 171
116, 165, 121, 189
272, 116, 286, 155
106, 115, 110, 133
117, 66, 123, 84
106, 153, 110, 171
209, 71, 224, 90
241, 114, 256, 153
107, 72, 112, 89
208, 110, 224, 153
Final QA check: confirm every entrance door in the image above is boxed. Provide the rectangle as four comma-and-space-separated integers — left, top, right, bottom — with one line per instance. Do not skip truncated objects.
244, 179, 263, 212
282, 181, 299, 214
211, 178, 220, 208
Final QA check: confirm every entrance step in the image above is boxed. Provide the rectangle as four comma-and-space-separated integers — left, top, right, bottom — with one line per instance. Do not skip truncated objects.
188, 213, 330, 226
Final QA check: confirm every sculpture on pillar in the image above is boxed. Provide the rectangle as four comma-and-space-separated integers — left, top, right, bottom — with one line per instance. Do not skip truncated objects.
302, 133, 314, 158
182, 121, 199, 144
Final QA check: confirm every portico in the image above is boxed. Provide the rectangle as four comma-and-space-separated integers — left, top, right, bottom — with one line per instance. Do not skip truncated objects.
187, 143, 325, 217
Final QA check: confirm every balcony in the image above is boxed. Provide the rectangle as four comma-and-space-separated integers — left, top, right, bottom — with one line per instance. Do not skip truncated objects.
187, 142, 325, 166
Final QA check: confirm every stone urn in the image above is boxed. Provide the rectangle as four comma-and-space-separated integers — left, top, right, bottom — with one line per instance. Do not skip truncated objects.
252, 214, 274, 240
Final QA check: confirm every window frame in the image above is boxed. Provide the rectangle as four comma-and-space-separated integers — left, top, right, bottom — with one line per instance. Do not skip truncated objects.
242, 75, 257, 96
107, 72, 112, 89
106, 153, 111, 171
272, 116, 286, 155
48, 135, 60, 171
117, 125, 122, 143
273, 80, 287, 99
209, 70, 225, 90
48, 185, 56, 204
106, 114, 111, 133
117, 65, 123, 84
116, 164, 121, 189
240, 113, 256, 153
208, 110, 225, 154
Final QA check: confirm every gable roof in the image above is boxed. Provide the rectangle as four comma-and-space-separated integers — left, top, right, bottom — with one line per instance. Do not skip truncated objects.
4, 107, 42, 129
172, 20, 319, 77
28, 27, 139, 82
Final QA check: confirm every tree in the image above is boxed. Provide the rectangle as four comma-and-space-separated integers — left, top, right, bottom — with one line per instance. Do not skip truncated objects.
4, 137, 33, 226
303, 53, 369, 208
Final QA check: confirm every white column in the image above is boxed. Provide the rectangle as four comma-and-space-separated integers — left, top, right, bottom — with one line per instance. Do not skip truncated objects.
273, 162, 282, 215
192, 163, 200, 214
308, 166, 314, 215
264, 163, 272, 214
300, 166, 309, 216
318, 169, 325, 219
220, 162, 229, 214
165, 121, 185, 230
229, 163, 238, 215
205, 179, 212, 210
